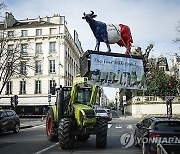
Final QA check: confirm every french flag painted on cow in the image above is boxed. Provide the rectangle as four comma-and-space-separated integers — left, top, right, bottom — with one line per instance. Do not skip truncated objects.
82, 11, 133, 55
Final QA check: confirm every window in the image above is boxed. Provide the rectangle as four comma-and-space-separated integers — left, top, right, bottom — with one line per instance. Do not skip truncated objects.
21, 30, 28, 37
21, 44, 28, 53
50, 28, 56, 35
49, 60, 55, 73
145, 96, 157, 101
36, 29, 42, 36
160, 66, 165, 71
0, 111, 7, 117
35, 61, 42, 74
49, 42, 56, 52
49, 80, 55, 94
35, 80, 41, 94
8, 45, 13, 51
155, 121, 180, 131
20, 81, 26, 94
6, 111, 14, 116
6, 81, 12, 95
8, 45, 13, 54
7, 31, 14, 38
35, 43, 42, 54
7, 62, 13, 71
20, 61, 27, 75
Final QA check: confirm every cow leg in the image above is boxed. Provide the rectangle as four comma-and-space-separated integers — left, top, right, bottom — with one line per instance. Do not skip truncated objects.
105, 42, 111, 52
95, 40, 100, 51
102, 34, 111, 52
125, 37, 132, 55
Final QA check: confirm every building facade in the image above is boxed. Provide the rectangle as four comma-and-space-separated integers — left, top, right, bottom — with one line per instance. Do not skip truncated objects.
0, 12, 83, 115
171, 53, 180, 79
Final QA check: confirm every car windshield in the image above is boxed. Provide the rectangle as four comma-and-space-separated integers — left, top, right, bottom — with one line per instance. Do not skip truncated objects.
95, 110, 107, 113
0, 111, 2, 117
155, 121, 180, 132
0, 111, 5, 118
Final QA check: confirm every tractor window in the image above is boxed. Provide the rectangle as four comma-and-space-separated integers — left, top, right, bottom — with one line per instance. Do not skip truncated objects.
77, 89, 91, 105
64, 90, 71, 98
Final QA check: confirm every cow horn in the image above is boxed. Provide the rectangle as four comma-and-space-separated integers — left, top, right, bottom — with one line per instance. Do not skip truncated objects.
91, 11, 94, 15
83, 12, 85, 16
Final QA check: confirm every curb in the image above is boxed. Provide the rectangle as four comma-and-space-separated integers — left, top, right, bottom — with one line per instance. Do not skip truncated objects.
20, 125, 33, 129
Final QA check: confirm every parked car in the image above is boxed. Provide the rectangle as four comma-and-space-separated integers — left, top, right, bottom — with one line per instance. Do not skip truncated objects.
134, 116, 180, 154
94, 108, 112, 121
0, 109, 20, 133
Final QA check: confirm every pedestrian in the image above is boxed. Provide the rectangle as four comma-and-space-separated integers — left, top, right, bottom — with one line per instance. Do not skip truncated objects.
41, 107, 46, 121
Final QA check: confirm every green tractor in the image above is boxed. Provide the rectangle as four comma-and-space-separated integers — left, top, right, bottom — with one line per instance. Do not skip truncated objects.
46, 76, 108, 149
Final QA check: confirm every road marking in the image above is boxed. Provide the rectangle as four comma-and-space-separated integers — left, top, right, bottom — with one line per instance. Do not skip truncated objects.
127, 124, 133, 129
115, 125, 122, 128
32, 124, 46, 128
108, 124, 112, 128
34, 142, 59, 154
20, 124, 46, 132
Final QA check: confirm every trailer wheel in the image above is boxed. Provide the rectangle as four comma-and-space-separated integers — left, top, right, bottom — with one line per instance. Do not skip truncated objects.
96, 119, 108, 148
58, 118, 74, 150
46, 107, 58, 141
76, 134, 90, 141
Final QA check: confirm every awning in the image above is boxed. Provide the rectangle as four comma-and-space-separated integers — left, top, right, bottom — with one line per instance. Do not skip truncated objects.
0, 96, 56, 106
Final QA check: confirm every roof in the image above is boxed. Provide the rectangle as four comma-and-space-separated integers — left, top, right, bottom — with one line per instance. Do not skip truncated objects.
0, 21, 58, 30
147, 116, 180, 122
13, 21, 58, 28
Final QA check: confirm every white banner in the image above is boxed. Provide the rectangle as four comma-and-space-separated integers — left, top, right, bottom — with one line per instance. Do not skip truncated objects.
87, 54, 147, 90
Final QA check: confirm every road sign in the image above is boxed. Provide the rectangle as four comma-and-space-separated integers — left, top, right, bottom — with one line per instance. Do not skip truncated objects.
165, 96, 175, 100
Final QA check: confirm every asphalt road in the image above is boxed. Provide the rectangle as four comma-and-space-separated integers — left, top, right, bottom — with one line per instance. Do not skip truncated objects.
0, 115, 142, 154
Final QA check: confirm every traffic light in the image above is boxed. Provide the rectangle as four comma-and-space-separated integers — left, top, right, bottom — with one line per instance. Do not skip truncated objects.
14, 95, 18, 105
167, 81, 173, 95
167, 82, 172, 88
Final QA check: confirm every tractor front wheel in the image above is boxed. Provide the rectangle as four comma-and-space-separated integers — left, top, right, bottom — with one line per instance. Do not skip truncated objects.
58, 118, 74, 150
96, 119, 108, 148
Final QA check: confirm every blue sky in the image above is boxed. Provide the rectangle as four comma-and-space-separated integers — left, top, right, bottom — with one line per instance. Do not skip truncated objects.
1, 0, 180, 100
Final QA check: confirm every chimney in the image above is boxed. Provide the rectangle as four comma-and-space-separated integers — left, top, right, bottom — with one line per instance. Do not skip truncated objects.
4, 12, 17, 28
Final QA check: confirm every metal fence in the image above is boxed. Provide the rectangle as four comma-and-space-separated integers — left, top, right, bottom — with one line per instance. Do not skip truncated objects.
157, 143, 168, 154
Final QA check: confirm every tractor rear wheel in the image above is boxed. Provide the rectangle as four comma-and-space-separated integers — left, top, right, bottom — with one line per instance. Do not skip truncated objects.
46, 107, 58, 141
96, 119, 108, 148
58, 118, 74, 150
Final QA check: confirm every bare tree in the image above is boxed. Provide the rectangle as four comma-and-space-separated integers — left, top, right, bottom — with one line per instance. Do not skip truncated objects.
174, 21, 180, 44
0, 30, 34, 94
0, 5, 34, 94
132, 44, 154, 74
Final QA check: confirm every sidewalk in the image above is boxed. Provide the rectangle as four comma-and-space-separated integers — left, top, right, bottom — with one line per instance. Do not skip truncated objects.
20, 118, 46, 129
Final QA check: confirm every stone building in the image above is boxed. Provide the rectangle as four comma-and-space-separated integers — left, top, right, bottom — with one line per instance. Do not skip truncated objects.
0, 12, 83, 115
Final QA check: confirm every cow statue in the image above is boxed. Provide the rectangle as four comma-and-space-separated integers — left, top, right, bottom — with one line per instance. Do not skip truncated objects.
82, 11, 133, 55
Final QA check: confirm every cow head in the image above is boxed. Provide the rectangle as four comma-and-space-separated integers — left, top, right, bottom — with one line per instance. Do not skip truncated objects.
82, 11, 97, 23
